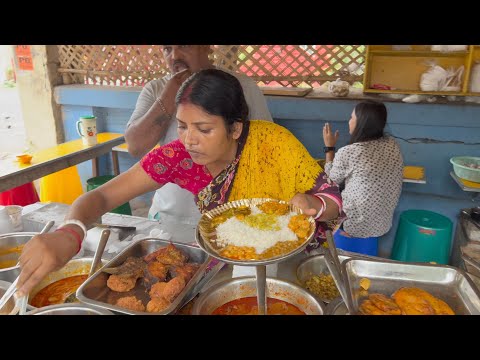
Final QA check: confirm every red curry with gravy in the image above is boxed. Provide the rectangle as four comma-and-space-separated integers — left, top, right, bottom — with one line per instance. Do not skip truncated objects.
212, 297, 305, 315
30, 275, 88, 307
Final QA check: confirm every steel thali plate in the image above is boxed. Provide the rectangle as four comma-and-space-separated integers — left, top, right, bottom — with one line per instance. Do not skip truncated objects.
76, 238, 212, 315
196, 198, 316, 266
342, 258, 480, 315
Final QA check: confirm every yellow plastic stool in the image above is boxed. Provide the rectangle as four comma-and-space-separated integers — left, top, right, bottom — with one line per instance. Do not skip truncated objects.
40, 166, 84, 205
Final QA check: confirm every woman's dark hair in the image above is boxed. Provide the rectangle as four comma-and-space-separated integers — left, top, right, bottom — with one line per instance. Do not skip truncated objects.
175, 69, 249, 133
349, 100, 387, 144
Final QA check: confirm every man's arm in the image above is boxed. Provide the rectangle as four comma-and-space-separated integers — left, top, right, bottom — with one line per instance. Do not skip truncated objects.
125, 70, 192, 158
125, 98, 172, 158
125, 81, 172, 158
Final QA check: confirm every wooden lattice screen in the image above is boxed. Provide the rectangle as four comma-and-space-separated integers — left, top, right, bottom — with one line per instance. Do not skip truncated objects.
57, 45, 365, 87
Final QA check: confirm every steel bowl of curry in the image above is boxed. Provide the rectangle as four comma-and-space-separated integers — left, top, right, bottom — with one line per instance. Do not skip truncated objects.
27, 303, 113, 315
0, 232, 38, 282
0, 280, 18, 315
296, 254, 352, 303
28, 257, 107, 310
196, 198, 316, 266
191, 276, 325, 315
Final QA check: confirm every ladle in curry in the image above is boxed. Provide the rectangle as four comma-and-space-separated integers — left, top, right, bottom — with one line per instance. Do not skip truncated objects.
64, 229, 110, 303
256, 265, 267, 315
323, 230, 356, 315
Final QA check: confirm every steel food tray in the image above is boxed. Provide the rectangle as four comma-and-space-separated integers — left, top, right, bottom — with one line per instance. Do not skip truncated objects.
196, 198, 316, 266
76, 238, 213, 315
341, 258, 480, 315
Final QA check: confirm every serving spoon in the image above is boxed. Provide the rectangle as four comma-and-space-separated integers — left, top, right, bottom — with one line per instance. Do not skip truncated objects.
64, 229, 110, 303
323, 230, 356, 315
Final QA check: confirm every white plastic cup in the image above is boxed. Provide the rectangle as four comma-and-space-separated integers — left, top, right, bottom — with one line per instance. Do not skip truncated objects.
6, 205, 23, 232
0, 206, 14, 234
76, 116, 97, 146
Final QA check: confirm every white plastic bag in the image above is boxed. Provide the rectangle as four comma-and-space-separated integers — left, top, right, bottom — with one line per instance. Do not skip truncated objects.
328, 78, 350, 97
431, 45, 467, 52
469, 63, 480, 93
420, 65, 448, 91
420, 64, 464, 92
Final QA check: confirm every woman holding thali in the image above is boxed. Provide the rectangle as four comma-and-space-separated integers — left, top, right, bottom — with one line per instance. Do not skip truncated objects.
16, 69, 342, 297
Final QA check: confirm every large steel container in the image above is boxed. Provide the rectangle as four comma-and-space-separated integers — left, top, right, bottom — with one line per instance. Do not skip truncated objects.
28, 303, 113, 315
0, 232, 37, 283
192, 276, 325, 315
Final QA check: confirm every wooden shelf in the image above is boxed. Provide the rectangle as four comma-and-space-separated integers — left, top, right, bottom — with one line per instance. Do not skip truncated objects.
364, 89, 465, 96
260, 86, 311, 97
369, 50, 469, 58
364, 45, 477, 97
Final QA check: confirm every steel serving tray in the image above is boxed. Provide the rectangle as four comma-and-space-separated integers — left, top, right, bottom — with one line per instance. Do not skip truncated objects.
341, 258, 480, 315
76, 238, 212, 315
196, 198, 316, 266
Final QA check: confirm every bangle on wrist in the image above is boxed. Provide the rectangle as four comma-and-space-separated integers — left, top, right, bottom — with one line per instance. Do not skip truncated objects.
55, 227, 82, 254
312, 194, 327, 220
60, 219, 87, 242
155, 98, 172, 118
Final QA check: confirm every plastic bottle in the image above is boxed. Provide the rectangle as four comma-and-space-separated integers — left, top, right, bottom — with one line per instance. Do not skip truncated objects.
0, 205, 14, 234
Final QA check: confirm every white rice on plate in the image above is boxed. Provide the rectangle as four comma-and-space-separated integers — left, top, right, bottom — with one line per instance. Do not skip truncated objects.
215, 206, 298, 254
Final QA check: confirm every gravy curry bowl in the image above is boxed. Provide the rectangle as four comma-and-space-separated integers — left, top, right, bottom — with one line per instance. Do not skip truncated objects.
192, 276, 325, 315
296, 254, 351, 303
28, 257, 107, 310
0, 280, 17, 315
28, 303, 113, 315
0, 232, 38, 283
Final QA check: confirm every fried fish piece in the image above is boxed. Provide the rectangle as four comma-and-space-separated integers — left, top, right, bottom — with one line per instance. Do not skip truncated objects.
359, 299, 390, 315
393, 287, 454, 315
107, 274, 138, 292
146, 297, 171, 313
419, 291, 455, 315
392, 287, 436, 315
144, 244, 188, 266
170, 263, 200, 283
368, 293, 401, 315
103, 256, 146, 278
116, 295, 146, 312
147, 261, 169, 281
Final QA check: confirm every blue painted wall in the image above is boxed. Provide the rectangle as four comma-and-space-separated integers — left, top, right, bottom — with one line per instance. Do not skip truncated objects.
54, 86, 480, 259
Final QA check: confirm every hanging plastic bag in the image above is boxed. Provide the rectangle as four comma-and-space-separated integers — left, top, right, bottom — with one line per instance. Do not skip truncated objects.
420, 63, 448, 91
442, 66, 464, 92
431, 45, 467, 52
469, 63, 480, 93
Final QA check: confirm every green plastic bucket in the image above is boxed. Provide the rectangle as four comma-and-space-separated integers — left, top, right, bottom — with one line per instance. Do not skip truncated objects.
86, 175, 132, 215
391, 209, 453, 264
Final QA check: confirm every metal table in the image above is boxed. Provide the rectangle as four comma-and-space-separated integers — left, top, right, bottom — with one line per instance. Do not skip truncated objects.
0, 133, 124, 193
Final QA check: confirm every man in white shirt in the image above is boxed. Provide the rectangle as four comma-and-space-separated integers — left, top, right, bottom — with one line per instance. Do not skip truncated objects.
125, 45, 273, 225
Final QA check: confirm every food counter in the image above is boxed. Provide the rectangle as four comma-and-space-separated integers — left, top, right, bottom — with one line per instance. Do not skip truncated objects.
17, 202, 480, 315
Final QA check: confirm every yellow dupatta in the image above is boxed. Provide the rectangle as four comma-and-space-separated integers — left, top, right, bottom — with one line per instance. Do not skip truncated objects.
228, 120, 322, 202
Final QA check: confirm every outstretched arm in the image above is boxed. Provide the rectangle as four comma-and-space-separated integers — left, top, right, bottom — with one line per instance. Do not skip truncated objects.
17, 163, 162, 296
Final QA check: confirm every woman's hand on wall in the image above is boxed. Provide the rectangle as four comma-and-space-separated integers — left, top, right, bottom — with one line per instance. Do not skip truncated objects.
323, 123, 339, 147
